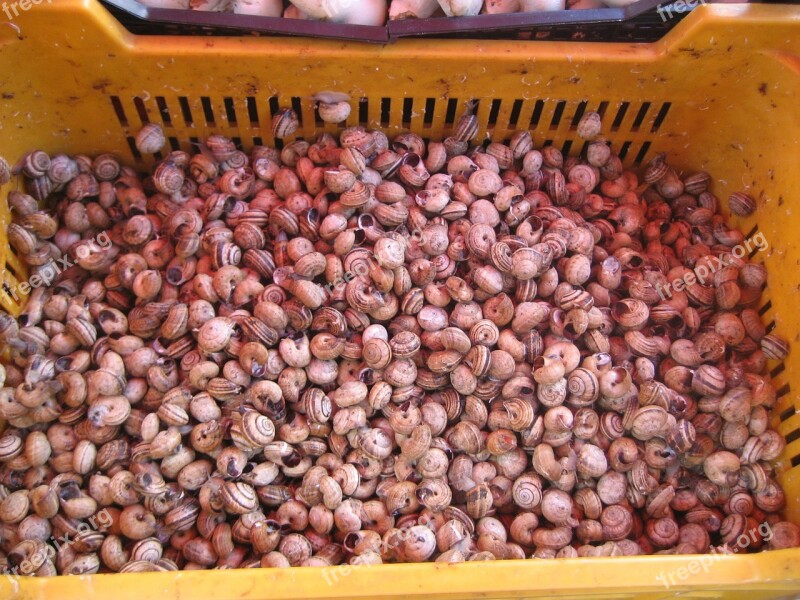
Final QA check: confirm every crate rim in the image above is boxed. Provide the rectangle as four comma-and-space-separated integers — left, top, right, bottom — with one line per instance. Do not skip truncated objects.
0, 548, 799, 597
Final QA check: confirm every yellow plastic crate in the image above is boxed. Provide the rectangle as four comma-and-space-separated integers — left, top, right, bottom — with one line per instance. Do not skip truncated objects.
1, 1, 800, 598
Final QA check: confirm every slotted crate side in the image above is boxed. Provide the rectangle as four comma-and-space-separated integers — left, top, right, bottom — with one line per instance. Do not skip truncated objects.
107, 93, 671, 167
0, 188, 26, 316
1, 2, 800, 598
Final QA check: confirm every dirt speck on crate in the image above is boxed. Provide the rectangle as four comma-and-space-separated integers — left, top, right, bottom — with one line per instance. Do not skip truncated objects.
93, 79, 112, 92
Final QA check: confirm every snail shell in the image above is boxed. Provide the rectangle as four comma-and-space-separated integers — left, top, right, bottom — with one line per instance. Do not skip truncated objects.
512, 473, 543, 510
135, 123, 166, 155
576, 111, 602, 141
728, 191, 756, 217
272, 108, 299, 139
318, 101, 351, 124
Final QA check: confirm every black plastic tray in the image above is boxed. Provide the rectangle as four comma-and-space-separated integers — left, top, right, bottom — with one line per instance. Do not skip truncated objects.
100, 0, 697, 42
389, 2, 691, 42
389, 0, 663, 37
101, 0, 389, 42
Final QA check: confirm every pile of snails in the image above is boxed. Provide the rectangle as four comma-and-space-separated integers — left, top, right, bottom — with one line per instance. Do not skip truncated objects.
0, 105, 797, 577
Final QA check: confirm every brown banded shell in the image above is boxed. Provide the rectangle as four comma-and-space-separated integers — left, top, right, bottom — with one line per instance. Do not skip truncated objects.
416, 478, 452, 512
577, 111, 602, 141
469, 169, 503, 197
512, 473, 543, 510
220, 481, 258, 514
567, 368, 599, 406
340, 181, 372, 208
454, 113, 479, 142
318, 101, 351, 124
135, 124, 166, 154
376, 181, 406, 204
241, 412, 276, 446
465, 483, 493, 519
390, 331, 421, 359
362, 338, 392, 370
272, 108, 299, 139
761, 334, 789, 360
464, 345, 491, 377
729, 192, 756, 216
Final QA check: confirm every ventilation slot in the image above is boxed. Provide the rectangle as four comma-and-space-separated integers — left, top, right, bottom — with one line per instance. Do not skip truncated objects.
634, 141, 652, 165
507, 99, 523, 129
0, 261, 23, 306
381, 98, 391, 128
549, 100, 567, 131
224, 98, 238, 125
402, 98, 413, 129
529, 100, 545, 128
126, 137, 141, 160
631, 102, 651, 133
444, 98, 459, 127
651, 102, 672, 133
359, 98, 369, 127
200, 97, 215, 126
610, 102, 630, 132
758, 300, 772, 317
769, 362, 785, 379
487, 99, 502, 128
618, 141, 633, 160
156, 97, 172, 126
110, 96, 128, 126
786, 429, 800, 444
4, 261, 22, 283
569, 100, 589, 131
179, 97, 194, 126
268, 96, 280, 119
424, 98, 436, 128
133, 97, 149, 125
246, 97, 259, 125
780, 407, 796, 423
291, 97, 303, 127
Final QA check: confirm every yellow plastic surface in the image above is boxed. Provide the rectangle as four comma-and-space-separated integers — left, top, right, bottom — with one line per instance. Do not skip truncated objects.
1, 1, 800, 597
